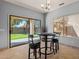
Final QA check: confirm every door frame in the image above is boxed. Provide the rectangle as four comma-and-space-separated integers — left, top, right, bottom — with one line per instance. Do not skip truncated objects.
9, 15, 41, 48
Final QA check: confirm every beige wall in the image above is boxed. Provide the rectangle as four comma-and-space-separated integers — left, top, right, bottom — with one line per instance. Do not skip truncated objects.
68, 14, 79, 36
46, 1, 79, 48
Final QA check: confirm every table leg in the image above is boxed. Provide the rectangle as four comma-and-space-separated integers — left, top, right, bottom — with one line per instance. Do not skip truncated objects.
45, 36, 47, 59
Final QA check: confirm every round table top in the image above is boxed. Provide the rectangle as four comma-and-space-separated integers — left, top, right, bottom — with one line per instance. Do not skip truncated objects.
38, 32, 56, 36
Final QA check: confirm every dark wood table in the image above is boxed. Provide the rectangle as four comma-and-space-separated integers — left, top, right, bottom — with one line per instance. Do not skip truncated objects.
38, 33, 56, 59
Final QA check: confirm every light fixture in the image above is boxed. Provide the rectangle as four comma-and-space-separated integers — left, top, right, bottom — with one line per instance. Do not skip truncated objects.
41, 0, 51, 13
59, 3, 64, 6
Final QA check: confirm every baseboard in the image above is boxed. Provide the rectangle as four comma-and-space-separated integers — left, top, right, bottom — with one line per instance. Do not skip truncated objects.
0, 48, 8, 51
60, 43, 79, 49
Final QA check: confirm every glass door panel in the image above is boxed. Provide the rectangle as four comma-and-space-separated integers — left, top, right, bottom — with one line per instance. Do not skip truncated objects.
33, 20, 41, 35
30, 19, 41, 38
10, 15, 29, 47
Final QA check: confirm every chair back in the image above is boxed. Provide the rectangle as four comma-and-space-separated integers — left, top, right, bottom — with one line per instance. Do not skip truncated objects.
53, 32, 61, 38
28, 35, 34, 44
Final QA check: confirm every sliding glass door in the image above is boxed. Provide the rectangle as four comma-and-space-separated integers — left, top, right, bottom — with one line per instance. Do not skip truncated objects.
9, 15, 29, 47
9, 15, 41, 47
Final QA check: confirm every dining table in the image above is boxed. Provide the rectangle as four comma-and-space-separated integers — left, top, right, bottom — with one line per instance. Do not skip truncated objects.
38, 32, 56, 59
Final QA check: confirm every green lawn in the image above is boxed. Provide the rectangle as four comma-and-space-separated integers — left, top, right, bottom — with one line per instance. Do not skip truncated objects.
11, 34, 28, 40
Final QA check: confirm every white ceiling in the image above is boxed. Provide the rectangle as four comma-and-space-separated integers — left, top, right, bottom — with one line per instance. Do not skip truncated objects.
4, 0, 79, 13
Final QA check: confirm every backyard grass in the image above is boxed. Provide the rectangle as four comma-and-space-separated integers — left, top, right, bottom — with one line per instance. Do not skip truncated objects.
11, 34, 28, 40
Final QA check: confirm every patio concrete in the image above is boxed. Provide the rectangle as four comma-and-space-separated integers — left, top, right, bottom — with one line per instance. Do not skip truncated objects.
11, 37, 40, 46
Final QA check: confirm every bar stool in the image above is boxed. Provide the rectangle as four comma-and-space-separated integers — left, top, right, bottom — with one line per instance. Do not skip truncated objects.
28, 35, 41, 59
51, 32, 60, 54
41, 35, 55, 51
51, 38, 59, 55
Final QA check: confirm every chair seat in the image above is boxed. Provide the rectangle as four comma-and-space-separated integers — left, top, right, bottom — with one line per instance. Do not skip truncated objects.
29, 39, 40, 49
52, 38, 58, 43
29, 42, 40, 49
